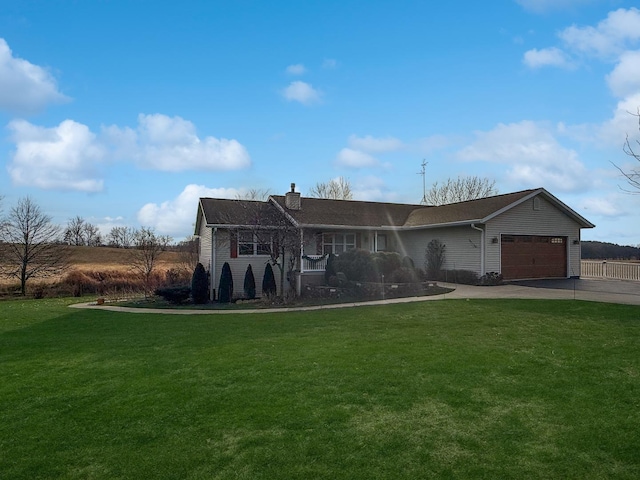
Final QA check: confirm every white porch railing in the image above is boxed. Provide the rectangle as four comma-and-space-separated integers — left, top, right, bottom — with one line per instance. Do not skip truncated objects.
581, 260, 640, 281
301, 254, 328, 272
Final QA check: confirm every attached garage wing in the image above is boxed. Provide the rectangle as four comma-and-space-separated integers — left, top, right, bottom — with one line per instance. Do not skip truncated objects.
501, 235, 567, 280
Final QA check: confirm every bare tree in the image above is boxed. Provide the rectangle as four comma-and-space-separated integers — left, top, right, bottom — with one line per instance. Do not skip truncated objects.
0, 197, 69, 295
177, 235, 200, 272
108, 226, 135, 248
616, 109, 640, 193
64, 216, 86, 245
236, 188, 272, 201
424, 176, 498, 206
130, 227, 172, 296
223, 200, 301, 299
308, 177, 353, 200
84, 223, 102, 246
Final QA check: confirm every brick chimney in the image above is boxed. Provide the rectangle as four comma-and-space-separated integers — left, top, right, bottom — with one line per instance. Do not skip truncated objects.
285, 182, 301, 210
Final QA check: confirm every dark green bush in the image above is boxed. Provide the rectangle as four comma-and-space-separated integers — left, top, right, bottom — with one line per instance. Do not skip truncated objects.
324, 254, 337, 284
333, 249, 377, 282
218, 262, 234, 303
402, 256, 415, 269
244, 264, 256, 299
425, 239, 446, 279
155, 286, 191, 304
387, 267, 419, 284
191, 262, 209, 304
262, 263, 277, 297
372, 251, 403, 278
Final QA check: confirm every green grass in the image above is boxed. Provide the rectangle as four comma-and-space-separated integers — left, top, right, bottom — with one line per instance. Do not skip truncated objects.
1, 298, 639, 479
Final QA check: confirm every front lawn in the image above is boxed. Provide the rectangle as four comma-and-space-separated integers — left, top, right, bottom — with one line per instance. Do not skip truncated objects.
1, 298, 639, 479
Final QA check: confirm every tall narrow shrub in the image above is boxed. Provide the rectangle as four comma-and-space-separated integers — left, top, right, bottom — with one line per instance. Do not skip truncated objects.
218, 262, 234, 303
244, 264, 256, 299
191, 262, 209, 304
425, 239, 446, 279
324, 254, 336, 284
262, 263, 277, 297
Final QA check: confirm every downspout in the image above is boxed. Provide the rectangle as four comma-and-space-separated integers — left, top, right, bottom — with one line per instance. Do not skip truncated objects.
470, 223, 485, 276
210, 227, 217, 301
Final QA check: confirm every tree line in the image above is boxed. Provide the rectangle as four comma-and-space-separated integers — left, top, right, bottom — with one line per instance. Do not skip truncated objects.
581, 241, 640, 261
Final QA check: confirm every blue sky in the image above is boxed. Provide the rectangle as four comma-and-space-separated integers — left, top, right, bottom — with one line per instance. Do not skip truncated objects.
1, 0, 640, 244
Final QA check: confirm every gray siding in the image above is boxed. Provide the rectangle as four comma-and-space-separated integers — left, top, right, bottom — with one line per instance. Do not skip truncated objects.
198, 227, 284, 298
401, 226, 482, 274
485, 196, 582, 277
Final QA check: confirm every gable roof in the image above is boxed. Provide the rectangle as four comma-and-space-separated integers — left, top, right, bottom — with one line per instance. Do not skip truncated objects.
196, 188, 594, 233
270, 195, 420, 228
196, 197, 284, 231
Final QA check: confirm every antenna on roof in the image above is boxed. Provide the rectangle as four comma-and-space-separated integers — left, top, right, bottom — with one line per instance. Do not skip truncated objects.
417, 159, 428, 205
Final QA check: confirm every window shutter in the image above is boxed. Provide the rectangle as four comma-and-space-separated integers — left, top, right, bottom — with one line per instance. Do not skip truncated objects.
356, 233, 361, 249
316, 232, 322, 255
230, 231, 238, 258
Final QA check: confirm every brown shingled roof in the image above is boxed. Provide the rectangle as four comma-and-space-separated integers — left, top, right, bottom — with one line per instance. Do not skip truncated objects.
197, 188, 594, 232
270, 195, 420, 227
198, 198, 284, 227
403, 189, 537, 227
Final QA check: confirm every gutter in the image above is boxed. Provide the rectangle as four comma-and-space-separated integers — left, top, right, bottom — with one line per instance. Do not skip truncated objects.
470, 223, 485, 276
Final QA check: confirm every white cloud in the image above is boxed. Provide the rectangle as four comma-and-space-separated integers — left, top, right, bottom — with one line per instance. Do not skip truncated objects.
286, 64, 306, 75
458, 121, 591, 192
559, 8, 640, 58
606, 50, 640, 98
335, 148, 380, 168
415, 134, 452, 154
595, 93, 640, 146
352, 175, 399, 202
137, 184, 243, 237
516, 0, 599, 14
579, 195, 625, 217
348, 134, 404, 153
523, 47, 573, 69
104, 113, 251, 171
8, 119, 105, 192
0, 38, 69, 114
281, 81, 322, 105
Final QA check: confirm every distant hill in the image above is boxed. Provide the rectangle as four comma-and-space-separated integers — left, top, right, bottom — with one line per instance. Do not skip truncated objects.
582, 241, 640, 260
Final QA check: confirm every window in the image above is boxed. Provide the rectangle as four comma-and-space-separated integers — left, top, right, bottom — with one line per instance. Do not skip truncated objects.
533, 197, 541, 211
238, 231, 271, 256
323, 233, 356, 255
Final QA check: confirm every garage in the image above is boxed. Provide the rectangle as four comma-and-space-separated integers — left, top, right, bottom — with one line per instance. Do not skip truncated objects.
501, 235, 567, 280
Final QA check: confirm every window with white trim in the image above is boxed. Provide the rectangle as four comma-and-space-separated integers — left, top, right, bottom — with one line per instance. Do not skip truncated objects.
238, 231, 271, 256
323, 233, 356, 255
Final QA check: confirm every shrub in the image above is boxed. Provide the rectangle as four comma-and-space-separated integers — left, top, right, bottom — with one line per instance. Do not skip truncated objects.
191, 262, 209, 304
166, 268, 190, 286
244, 264, 256, 299
388, 267, 419, 284
372, 251, 403, 278
333, 249, 376, 282
218, 262, 234, 303
479, 272, 504, 286
262, 263, 277, 297
425, 239, 446, 279
402, 256, 415, 269
155, 286, 191, 304
324, 254, 336, 284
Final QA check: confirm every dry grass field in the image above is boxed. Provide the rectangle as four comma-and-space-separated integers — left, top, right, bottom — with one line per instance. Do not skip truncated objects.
0, 245, 190, 297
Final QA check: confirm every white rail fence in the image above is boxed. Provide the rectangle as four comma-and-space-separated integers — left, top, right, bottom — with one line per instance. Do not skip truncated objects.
581, 261, 640, 281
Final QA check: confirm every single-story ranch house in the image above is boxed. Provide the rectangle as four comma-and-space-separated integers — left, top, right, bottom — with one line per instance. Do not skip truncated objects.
195, 184, 594, 299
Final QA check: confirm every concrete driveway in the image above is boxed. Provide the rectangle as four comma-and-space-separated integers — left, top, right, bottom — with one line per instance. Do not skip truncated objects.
448, 278, 640, 306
